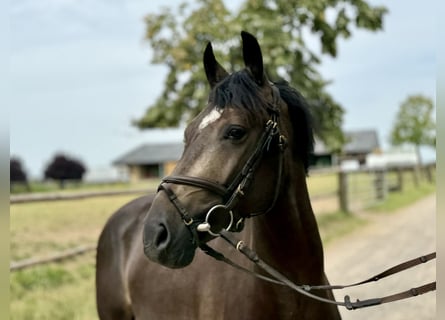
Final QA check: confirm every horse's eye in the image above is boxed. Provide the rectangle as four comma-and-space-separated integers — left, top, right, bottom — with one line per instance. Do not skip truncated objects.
224, 126, 247, 140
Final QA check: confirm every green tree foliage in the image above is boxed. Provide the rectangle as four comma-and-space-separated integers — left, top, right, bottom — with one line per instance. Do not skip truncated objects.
135, 0, 387, 151
390, 94, 435, 165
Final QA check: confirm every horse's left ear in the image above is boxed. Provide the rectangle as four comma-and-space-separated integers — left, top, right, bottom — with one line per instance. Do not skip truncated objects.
203, 42, 229, 88
241, 31, 265, 86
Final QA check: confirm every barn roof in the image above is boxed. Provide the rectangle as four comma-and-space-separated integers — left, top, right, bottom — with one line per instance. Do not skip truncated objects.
343, 129, 380, 154
113, 142, 184, 165
312, 129, 379, 155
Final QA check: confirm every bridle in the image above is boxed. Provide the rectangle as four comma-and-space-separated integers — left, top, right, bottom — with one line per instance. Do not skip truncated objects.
155, 85, 436, 310
157, 85, 286, 238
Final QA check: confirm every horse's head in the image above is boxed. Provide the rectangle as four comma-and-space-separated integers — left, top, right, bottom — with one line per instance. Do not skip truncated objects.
142, 31, 313, 268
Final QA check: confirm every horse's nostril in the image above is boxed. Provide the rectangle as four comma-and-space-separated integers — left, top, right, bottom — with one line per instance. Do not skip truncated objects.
155, 223, 169, 249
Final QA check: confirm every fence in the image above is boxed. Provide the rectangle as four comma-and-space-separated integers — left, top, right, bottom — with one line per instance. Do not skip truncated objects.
10, 188, 147, 204
338, 168, 385, 212
10, 245, 97, 272
310, 164, 434, 214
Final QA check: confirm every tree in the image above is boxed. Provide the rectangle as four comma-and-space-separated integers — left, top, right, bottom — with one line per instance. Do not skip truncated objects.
390, 94, 435, 166
134, 0, 387, 152
44, 154, 87, 188
10, 157, 30, 191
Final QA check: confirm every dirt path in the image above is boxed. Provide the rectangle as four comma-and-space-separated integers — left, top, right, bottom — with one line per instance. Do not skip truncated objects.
325, 194, 436, 320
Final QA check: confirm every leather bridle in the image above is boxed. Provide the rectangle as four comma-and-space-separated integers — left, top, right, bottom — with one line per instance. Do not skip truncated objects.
155, 85, 436, 310
157, 85, 286, 239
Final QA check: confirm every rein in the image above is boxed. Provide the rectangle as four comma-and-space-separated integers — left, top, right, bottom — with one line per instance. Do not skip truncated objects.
207, 230, 436, 310
155, 85, 436, 310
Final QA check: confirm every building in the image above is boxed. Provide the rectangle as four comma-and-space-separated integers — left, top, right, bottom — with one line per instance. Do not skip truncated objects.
341, 129, 380, 165
310, 129, 380, 168
113, 142, 184, 181
366, 146, 419, 169
114, 129, 380, 181
309, 138, 337, 168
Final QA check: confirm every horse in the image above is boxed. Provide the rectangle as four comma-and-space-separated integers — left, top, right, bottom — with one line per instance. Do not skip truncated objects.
96, 31, 341, 320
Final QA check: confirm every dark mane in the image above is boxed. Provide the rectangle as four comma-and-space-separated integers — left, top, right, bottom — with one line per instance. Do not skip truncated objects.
209, 70, 269, 120
274, 80, 314, 172
209, 72, 314, 172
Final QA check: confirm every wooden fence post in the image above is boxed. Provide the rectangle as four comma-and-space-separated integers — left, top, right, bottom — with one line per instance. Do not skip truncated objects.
338, 170, 349, 213
374, 169, 386, 200
396, 167, 404, 191
424, 164, 433, 183
412, 167, 419, 187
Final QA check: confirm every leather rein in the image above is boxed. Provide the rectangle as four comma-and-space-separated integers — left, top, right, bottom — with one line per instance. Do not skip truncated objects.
156, 87, 436, 310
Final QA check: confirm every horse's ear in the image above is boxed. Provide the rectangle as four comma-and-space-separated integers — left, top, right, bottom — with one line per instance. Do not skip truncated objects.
203, 42, 229, 88
241, 31, 265, 86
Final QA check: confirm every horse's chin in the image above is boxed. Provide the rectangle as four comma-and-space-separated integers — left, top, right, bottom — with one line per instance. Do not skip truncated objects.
165, 248, 196, 269
144, 242, 196, 269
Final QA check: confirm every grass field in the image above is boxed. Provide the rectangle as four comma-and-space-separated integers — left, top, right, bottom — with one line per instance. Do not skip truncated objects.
10, 194, 138, 319
10, 171, 435, 319
11, 254, 97, 320
11, 194, 139, 261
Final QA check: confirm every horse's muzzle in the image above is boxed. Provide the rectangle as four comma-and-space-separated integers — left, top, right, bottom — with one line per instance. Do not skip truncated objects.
142, 215, 196, 269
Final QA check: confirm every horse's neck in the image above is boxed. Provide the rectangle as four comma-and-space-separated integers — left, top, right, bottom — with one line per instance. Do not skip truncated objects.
251, 177, 325, 283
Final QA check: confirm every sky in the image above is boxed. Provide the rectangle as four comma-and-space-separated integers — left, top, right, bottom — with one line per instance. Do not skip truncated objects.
9, 0, 436, 179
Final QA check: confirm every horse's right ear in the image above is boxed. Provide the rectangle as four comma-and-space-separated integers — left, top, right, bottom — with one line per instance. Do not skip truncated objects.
203, 42, 228, 88
241, 31, 265, 86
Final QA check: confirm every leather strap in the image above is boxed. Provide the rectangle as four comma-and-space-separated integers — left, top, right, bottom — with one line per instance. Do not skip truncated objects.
161, 176, 228, 197
157, 183, 198, 226
210, 230, 436, 310
306, 252, 436, 291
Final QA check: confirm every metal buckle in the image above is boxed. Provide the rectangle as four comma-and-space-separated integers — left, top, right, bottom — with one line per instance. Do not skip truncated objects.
278, 135, 288, 151
197, 205, 234, 236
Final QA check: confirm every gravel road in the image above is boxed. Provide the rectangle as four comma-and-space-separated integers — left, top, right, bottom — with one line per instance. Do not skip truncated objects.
324, 194, 436, 320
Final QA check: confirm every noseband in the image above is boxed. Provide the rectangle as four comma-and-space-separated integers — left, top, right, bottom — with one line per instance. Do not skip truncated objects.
157, 85, 287, 240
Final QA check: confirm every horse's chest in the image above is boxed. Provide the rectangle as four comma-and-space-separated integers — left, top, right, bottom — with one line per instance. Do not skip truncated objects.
130, 265, 300, 319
